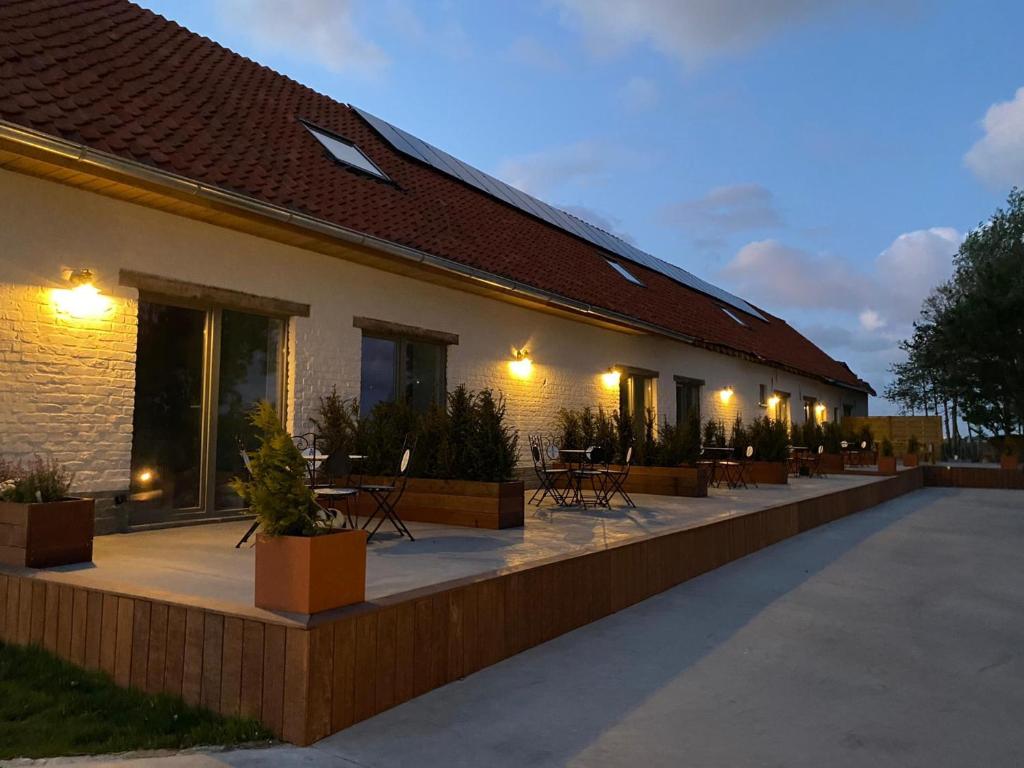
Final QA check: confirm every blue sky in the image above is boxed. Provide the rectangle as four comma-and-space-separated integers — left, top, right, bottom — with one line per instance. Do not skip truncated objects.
142, 1, 1024, 413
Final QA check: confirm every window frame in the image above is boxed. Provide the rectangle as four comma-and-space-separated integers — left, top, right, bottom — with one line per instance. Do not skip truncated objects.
674, 375, 703, 427
359, 331, 448, 415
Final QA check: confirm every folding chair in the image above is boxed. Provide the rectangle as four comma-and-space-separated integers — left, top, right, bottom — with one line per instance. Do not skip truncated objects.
737, 444, 757, 488
311, 450, 361, 528
572, 445, 610, 508
528, 434, 570, 506
601, 445, 636, 507
717, 451, 743, 489
808, 444, 828, 478
360, 441, 415, 541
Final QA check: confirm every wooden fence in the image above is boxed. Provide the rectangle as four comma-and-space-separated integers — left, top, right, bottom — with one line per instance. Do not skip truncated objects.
844, 416, 943, 460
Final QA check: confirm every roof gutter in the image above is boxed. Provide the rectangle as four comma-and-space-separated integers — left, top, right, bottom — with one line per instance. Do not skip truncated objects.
0, 120, 873, 396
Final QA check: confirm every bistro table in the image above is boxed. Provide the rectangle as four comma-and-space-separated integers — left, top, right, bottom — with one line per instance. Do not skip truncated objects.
787, 445, 810, 476
557, 448, 607, 507
699, 446, 736, 488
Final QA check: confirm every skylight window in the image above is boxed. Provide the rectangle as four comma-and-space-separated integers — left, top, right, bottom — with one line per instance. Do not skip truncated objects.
303, 123, 388, 180
606, 259, 644, 286
720, 306, 748, 326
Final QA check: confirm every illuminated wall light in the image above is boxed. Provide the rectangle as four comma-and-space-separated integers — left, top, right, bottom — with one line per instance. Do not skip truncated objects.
718, 386, 734, 404
601, 368, 621, 389
508, 347, 533, 379
52, 268, 111, 319
815, 403, 827, 421
137, 469, 155, 484
767, 394, 781, 409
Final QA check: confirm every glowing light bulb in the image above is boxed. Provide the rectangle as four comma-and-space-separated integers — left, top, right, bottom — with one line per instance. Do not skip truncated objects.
53, 282, 110, 319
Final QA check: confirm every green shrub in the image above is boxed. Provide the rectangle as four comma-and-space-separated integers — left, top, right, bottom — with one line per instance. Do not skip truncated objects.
822, 421, 844, 453
907, 434, 920, 454
309, 386, 360, 457
702, 418, 727, 448
748, 416, 789, 462
651, 412, 702, 467
881, 438, 894, 457
335, 385, 520, 483
0, 456, 73, 503
798, 420, 824, 451
230, 401, 321, 537
729, 415, 750, 458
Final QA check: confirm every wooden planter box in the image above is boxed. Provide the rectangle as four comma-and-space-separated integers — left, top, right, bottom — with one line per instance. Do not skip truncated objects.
255, 529, 367, 614
612, 464, 708, 497
0, 497, 94, 568
747, 461, 788, 484
878, 456, 898, 474
903, 453, 920, 467
820, 453, 845, 473
1000, 454, 1019, 471
350, 478, 525, 529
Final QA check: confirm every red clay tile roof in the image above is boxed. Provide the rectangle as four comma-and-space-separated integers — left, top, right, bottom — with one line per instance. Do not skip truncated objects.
0, 0, 872, 393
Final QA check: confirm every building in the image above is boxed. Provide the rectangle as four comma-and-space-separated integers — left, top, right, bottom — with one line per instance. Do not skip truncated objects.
0, 0, 872, 531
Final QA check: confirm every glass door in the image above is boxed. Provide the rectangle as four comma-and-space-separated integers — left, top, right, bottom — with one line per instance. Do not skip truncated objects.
213, 309, 283, 510
129, 299, 285, 520
129, 301, 207, 515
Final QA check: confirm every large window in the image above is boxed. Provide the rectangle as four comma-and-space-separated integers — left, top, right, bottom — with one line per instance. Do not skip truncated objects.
360, 334, 446, 416
675, 376, 702, 426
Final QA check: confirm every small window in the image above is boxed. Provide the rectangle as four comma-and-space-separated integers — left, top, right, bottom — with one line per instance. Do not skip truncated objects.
720, 306, 747, 326
304, 123, 389, 179
359, 334, 446, 416
606, 260, 644, 286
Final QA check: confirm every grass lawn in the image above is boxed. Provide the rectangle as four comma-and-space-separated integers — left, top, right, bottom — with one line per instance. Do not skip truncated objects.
0, 641, 273, 759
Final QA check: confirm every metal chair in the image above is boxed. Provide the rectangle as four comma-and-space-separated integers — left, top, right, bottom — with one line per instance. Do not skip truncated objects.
235, 448, 260, 548
600, 445, 636, 507
311, 450, 361, 528
737, 444, 757, 488
572, 445, 610, 508
808, 444, 827, 478
528, 434, 569, 506
360, 440, 415, 541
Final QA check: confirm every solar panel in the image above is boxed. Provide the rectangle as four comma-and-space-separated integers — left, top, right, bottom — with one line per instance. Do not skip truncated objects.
353, 106, 766, 322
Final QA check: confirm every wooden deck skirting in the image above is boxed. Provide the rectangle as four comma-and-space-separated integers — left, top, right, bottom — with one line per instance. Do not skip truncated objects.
0, 471, 923, 746
922, 465, 1024, 490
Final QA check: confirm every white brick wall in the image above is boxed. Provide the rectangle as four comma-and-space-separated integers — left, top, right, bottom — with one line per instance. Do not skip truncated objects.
0, 168, 867, 495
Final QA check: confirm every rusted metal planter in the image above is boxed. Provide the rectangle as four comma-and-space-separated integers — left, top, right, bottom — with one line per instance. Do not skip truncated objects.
254, 529, 367, 614
0, 497, 95, 568
747, 461, 789, 484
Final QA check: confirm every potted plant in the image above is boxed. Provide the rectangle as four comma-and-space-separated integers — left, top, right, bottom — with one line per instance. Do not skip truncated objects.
819, 421, 845, 473
553, 407, 708, 497
903, 435, 920, 467
320, 386, 525, 529
232, 401, 366, 614
878, 438, 897, 474
0, 456, 94, 568
746, 416, 790, 484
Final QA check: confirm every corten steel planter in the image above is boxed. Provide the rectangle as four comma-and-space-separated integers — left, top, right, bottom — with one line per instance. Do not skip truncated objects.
903, 453, 920, 468
746, 461, 789, 484
0, 497, 94, 568
1000, 454, 1019, 471
254, 529, 367, 614
819, 453, 845, 474
351, 477, 525, 529
878, 456, 898, 475
612, 465, 708, 497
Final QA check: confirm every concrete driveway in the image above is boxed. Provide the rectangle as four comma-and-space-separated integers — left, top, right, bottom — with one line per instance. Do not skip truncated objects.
13, 487, 1024, 768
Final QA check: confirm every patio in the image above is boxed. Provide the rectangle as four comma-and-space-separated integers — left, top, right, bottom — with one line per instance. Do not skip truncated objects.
24, 473, 890, 620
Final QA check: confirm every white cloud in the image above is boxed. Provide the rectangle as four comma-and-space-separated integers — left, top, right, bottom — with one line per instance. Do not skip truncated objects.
552, 0, 902, 65
964, 86, 1024, 187
495, 140, 623, 197
660, 183, 782, 235
858, 309, 885, 331
618, 76, 660, 112
721, 227, 960, 326
215, 0, 389, 76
